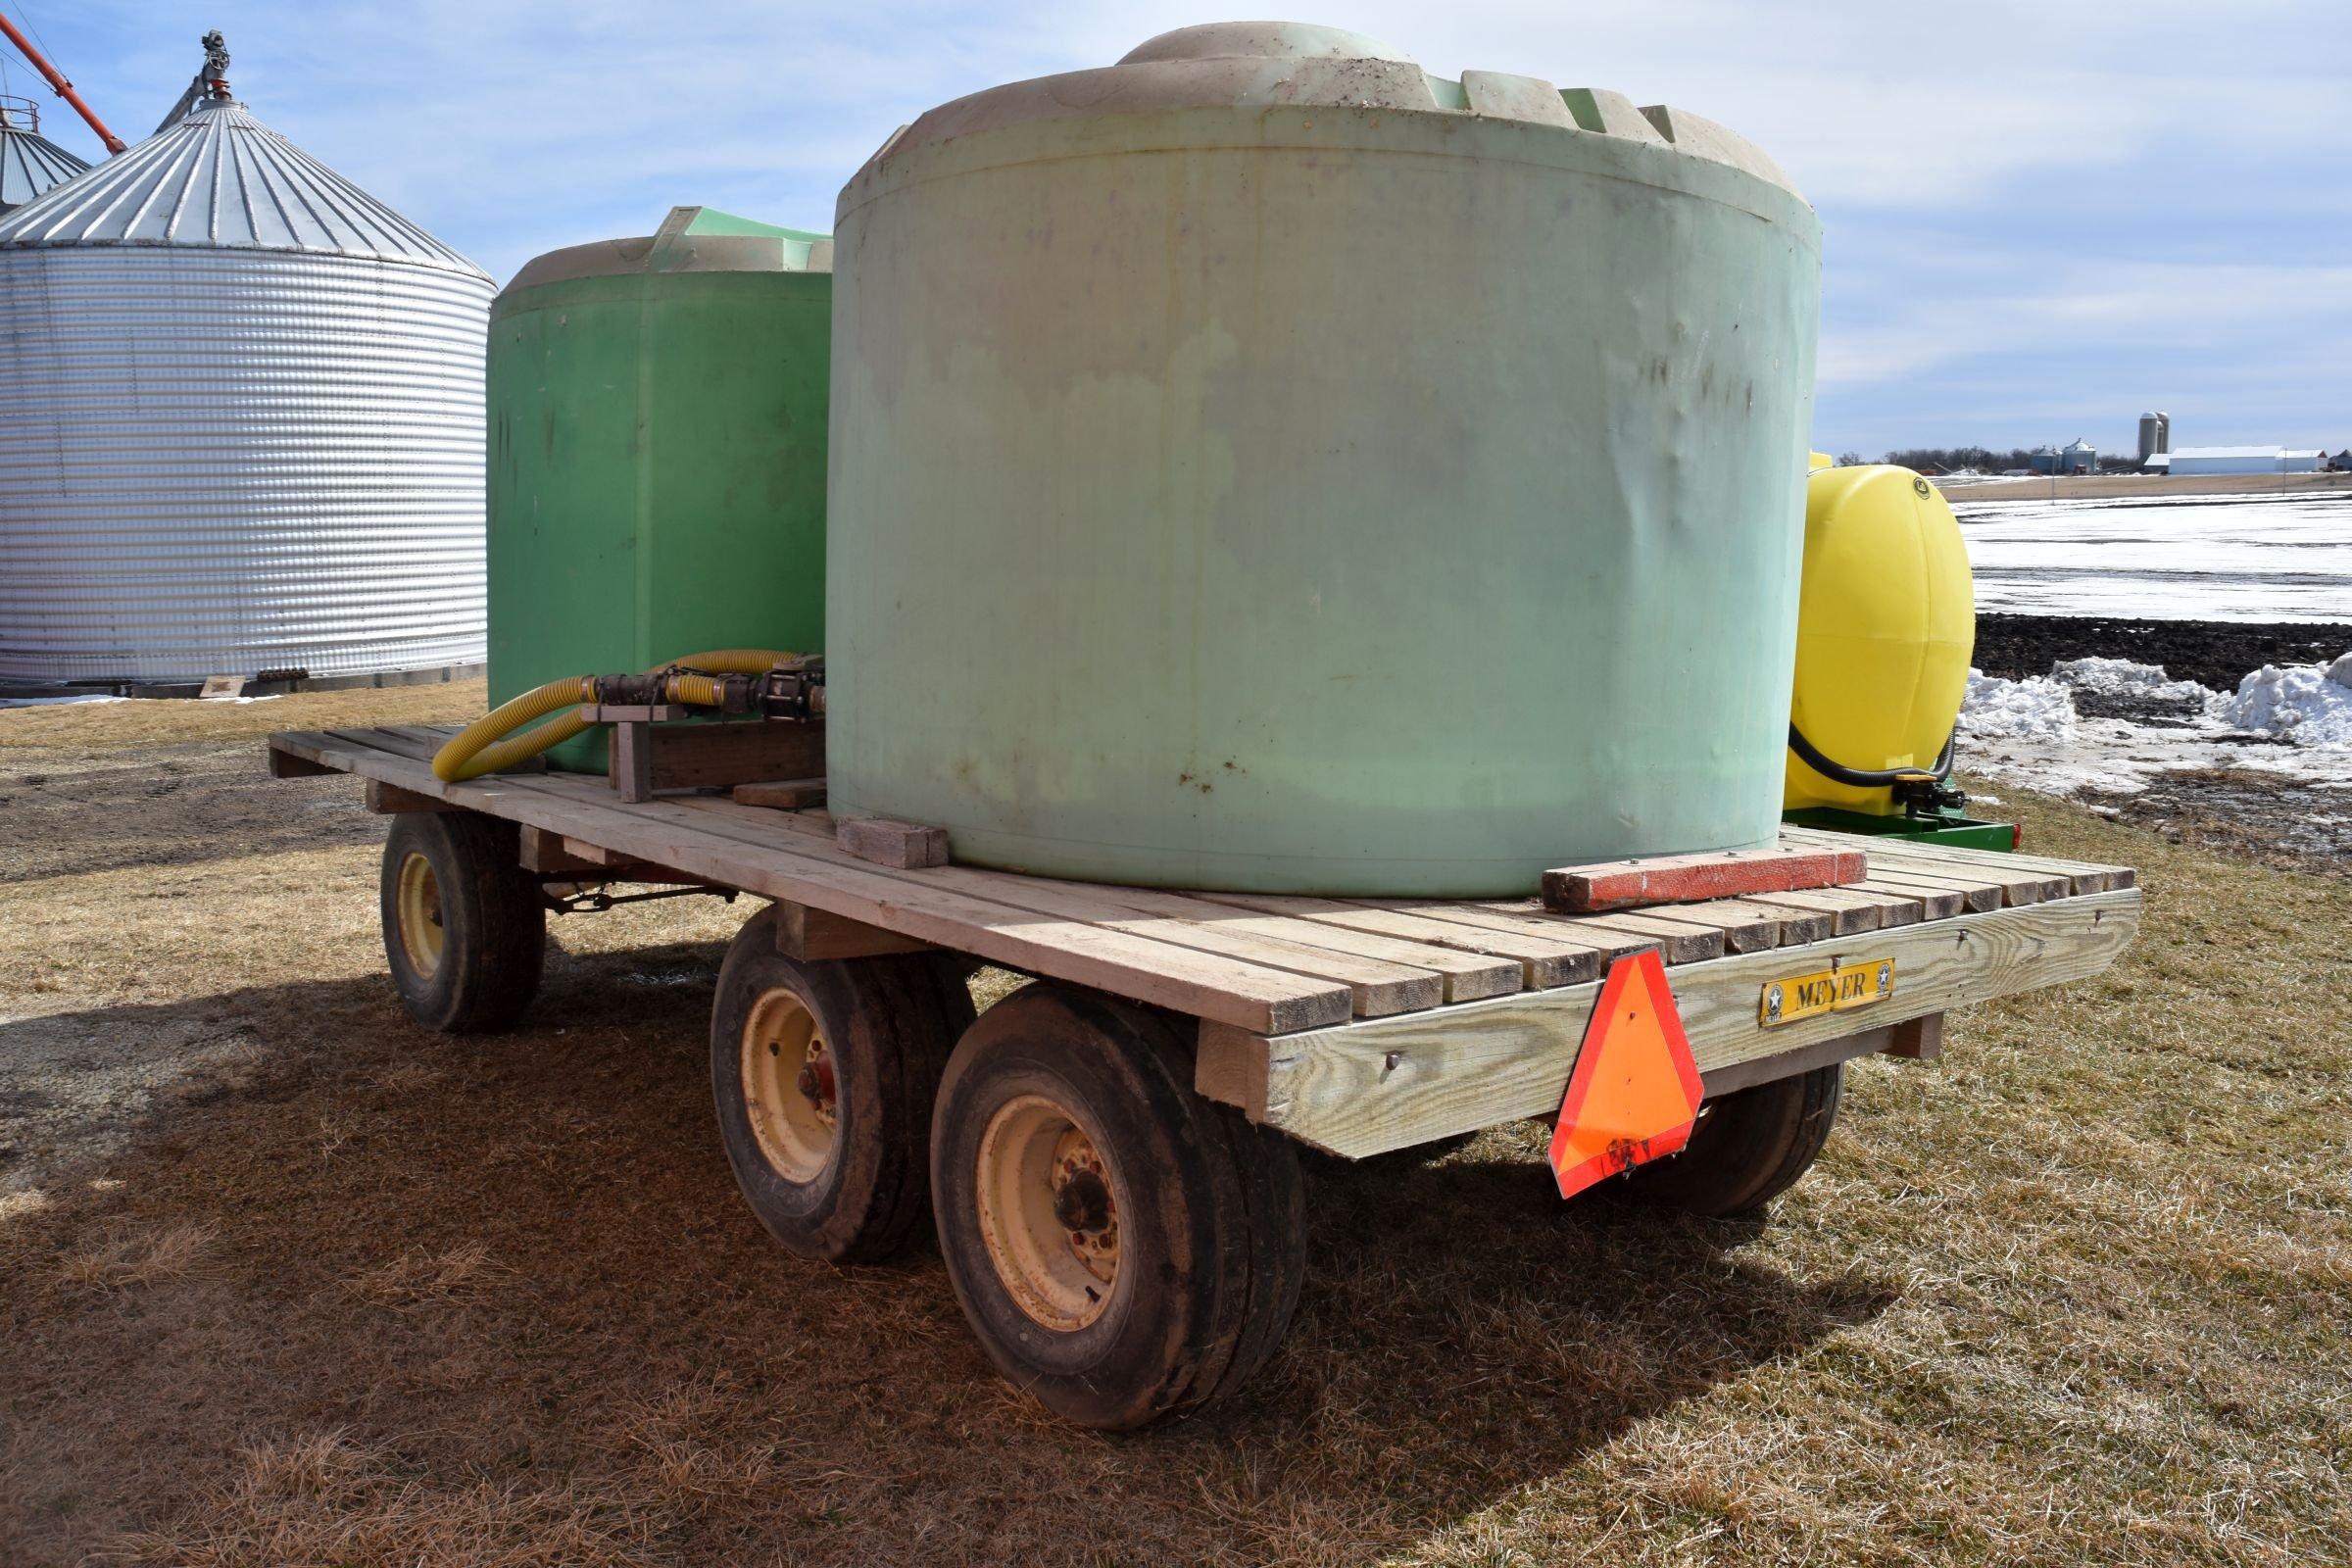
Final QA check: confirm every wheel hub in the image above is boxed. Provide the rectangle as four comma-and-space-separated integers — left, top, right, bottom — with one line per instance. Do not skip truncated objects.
740, 989, 839, 1182
394, 851, 446, 979
975, 1096, 1122, 1330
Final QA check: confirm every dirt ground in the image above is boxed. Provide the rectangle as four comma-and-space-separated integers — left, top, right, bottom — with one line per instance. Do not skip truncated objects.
1973, 613, 2352, 694
3, 687, 2348, 1565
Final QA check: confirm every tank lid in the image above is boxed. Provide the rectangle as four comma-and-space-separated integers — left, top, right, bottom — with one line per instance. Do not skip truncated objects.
845, 18, 1800, 208
1117, 22, 1414, 66
0, 96, 486, 277
501, 205, 833, 294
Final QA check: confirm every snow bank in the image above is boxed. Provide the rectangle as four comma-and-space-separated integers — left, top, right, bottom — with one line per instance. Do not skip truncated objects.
2222, 656, 2352, 747
2047, 657, 2212, 703
1960, 669, 2078, 741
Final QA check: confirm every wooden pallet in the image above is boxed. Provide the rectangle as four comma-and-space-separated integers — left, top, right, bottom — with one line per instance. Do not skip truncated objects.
270, 726, 2140, 1155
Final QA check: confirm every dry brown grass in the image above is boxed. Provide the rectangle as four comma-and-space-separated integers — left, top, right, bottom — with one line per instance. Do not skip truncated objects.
56, 1222, 215, 1291
2, 693, 2349, 1565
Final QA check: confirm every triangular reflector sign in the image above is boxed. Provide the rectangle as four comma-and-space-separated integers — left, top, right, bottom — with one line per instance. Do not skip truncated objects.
1548, 950, 1705, 1200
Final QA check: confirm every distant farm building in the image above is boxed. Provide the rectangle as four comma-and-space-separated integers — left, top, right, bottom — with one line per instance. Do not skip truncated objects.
2170, 446, 2324, 476
2030, 438, 2097, 475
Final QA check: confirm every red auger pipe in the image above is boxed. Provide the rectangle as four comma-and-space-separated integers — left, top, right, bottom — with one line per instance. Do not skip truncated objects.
0, 10, 126, 154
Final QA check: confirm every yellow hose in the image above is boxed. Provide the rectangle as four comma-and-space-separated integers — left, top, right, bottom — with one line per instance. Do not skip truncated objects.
432, 649, 796, 783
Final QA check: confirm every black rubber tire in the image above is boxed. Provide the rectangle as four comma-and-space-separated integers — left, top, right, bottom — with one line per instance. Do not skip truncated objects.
1620, 1062, 1843, 1217
379, 811, 545, 1034
710, 908, 958, 1263
930, 985, 1306, 1430
924, 952, 982, 1039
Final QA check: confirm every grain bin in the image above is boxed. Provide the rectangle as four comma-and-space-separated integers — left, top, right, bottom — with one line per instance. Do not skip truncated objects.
0, 67, 491, 686
487, 207, 832, 772
0, 97, 86, 214
826, 22, 1821, 895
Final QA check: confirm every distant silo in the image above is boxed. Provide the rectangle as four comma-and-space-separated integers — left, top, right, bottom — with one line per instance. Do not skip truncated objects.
2059, 437, 2097, 474
2155, 412, 2171, 453
0, 96, 87, 213
2136, 412, 2163, 464
0, 50, 490, 687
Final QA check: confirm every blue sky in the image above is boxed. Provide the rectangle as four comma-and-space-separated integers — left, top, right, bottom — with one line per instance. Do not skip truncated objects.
13, 0, 2347, 458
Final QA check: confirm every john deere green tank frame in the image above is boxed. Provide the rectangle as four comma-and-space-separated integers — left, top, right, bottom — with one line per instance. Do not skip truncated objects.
1782, 806, 2018, 853
486, 206, 831, 772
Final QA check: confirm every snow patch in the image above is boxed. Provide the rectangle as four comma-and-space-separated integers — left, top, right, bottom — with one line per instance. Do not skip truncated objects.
1960, 669, 2077, 741
2221, 656, 2352, 747
2047, 657, 2213, 703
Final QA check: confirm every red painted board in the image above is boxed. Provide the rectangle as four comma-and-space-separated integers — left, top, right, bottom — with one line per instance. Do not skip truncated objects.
1543, 845, 1866, 913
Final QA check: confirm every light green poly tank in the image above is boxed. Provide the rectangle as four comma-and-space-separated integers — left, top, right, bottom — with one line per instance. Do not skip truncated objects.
487, 207, 831, 771
827, 23, 1821, 895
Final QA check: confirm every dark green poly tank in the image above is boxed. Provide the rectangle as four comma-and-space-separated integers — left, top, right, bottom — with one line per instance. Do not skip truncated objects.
487, 206, 831, 770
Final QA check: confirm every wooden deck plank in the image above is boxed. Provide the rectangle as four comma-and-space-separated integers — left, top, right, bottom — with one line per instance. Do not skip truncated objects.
456, 762, 1459, 1020
1778, 825, 2131, 894
1856, 876, 1963, 920
1859, 849, 2068, 906
1861, 866, 2004, 913
1690, 897, 1836, 946
1605, 899, 1785, 955
1740, 888, 1885, 936
1347, 901, 1634, 977
1467, 902, 1722, 963
1163, 892, 1525, 1003
270, 726, 2130, 1045
1197, 889, 2143, 1155
267, 732, 1350, 1034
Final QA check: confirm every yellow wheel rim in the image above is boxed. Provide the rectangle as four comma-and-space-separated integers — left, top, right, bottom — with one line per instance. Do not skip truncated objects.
975, 1095, 1121, 1332
395, 852, 446, 980
740, 988, 839, 1183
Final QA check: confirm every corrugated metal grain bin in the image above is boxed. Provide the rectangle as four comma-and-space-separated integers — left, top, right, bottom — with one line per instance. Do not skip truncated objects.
0, 86, 491, 685
825, 22, 1822, 895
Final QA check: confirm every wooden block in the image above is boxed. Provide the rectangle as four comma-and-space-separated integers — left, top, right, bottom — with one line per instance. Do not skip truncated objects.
268, 744, 336, 779
364, 778, 455, 814
733, 777, 828, 810
518, 825, 599, 875
1543, 842, 1865, 913
774, 901, 933, 960
836, 815, 950, 869
199, 674, 247, 699
644, 720, 826, 792
517, 826, 672, 879
1885, 1011, 1945, 1060
611, 720, 656, 804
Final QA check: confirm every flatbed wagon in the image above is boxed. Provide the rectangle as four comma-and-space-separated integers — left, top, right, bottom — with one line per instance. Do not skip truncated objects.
269, 723, 2139, 1428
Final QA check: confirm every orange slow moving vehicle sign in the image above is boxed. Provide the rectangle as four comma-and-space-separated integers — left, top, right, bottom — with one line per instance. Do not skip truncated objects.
1547, 951, 1706, 1200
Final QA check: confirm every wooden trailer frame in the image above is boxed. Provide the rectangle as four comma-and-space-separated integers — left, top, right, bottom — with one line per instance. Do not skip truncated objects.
270, 724, 2140, 1158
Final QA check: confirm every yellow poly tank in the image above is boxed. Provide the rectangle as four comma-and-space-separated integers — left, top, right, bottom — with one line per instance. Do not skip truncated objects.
1784, 464, 1974, 813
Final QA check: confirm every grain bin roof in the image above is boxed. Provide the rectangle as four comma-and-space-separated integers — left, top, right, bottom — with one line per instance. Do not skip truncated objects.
0, 96, 484, 277
0, 110, 88, 211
